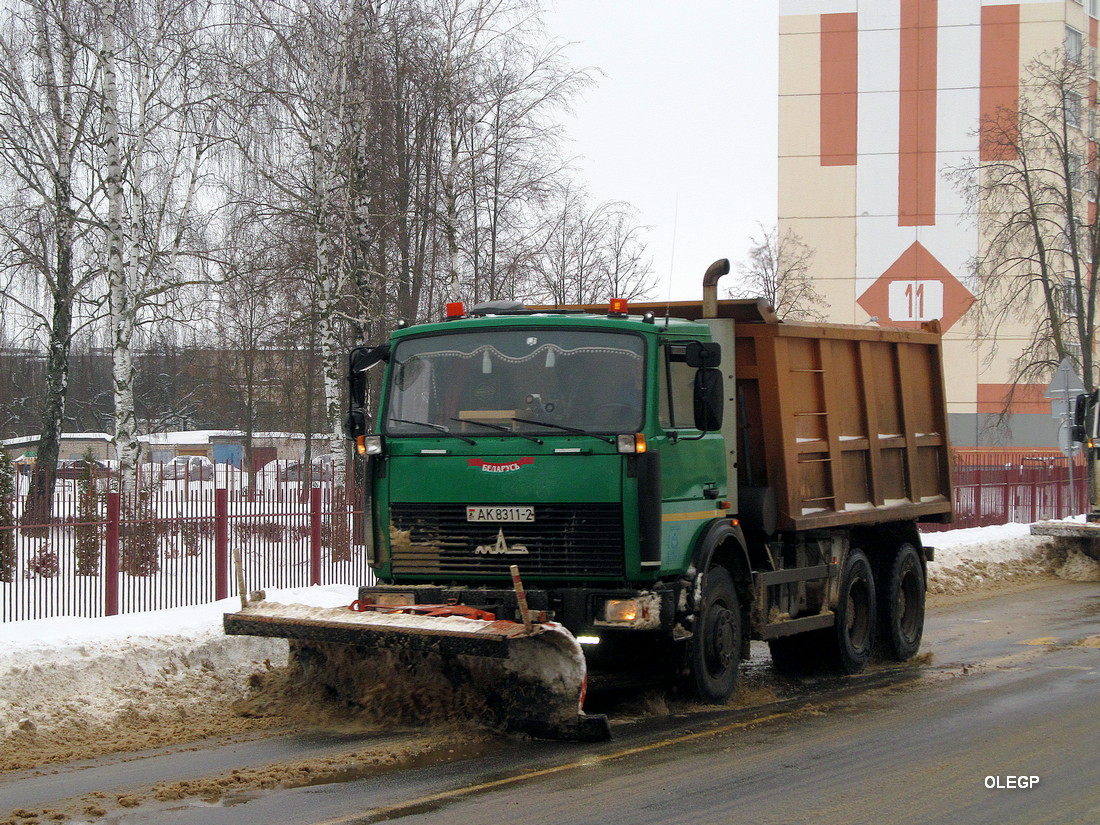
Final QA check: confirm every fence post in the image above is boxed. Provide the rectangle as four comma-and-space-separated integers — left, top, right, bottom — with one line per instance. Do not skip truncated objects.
105, 492, 120, 616
215, 488, 229, 601
974, 464, 983, 526
310, 486, 322, 586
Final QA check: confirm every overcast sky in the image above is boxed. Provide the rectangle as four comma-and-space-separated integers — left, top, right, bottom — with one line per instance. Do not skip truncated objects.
543, 1, 780, 301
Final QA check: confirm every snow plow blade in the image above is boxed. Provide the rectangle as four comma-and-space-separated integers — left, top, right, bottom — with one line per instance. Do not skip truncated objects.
224, 601, 611, 742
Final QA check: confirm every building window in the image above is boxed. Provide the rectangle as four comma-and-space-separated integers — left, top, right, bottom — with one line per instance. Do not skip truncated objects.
1067, 26, 1084, 63
1088, 169, 1099, 201
1066, 90, 1083, 128
1063, 281, 1080, 317
1092, 0, 1099, 19
1091, 46, 1098, 79
1069, 153, 1085, 190
1091, 107, 1098, 139
1063, 218, 1087, 259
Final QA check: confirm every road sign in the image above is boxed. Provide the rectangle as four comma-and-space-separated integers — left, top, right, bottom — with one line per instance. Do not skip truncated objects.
1058, 420, 1083, 457
1051, 396, 1073, 420
1044, 357, 1086, 397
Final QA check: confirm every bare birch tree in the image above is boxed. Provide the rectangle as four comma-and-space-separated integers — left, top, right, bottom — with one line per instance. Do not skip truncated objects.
530, 187, 655, 305
0, 0, 100, 522
220, 0, 384, 491
97, 0, 223, 488
729, 224, 826, 321
459, 37, 589, 303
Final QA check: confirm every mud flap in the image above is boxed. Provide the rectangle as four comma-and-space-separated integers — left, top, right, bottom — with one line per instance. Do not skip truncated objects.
225, 602, 611, 742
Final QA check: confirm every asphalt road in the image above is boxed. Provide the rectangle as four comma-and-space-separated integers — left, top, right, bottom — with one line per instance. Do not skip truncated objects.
4, 580, 1099, 824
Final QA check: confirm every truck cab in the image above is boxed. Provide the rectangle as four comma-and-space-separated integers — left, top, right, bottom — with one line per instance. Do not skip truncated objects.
349, 302, 734, 667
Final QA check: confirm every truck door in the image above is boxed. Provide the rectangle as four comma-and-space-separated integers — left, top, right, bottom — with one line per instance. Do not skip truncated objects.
653, 341, 728, 572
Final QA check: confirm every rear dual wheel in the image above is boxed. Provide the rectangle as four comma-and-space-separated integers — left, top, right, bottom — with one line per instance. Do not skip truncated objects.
878, 542, 925, 661
768, 542, 926, 675
831, 549, 876, 673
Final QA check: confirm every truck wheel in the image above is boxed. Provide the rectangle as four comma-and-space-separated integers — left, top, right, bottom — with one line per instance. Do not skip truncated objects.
878, 543, 925, 661
829, 549, 876, 674
690, 566, 742, 703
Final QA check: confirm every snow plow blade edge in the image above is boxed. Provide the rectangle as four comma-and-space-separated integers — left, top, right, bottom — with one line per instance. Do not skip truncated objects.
224, 610, 523, 658
224, 604, 611, 743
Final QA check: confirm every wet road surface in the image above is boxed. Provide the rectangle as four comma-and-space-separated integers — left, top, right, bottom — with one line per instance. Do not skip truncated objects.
3, 580, 1098, 824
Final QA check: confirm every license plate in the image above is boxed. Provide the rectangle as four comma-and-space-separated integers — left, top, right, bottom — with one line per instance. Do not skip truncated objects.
466, 506, 535, 523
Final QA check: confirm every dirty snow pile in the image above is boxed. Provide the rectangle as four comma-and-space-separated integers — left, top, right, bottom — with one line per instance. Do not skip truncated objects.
0, 585, 356, 770
923, 521, 1100, 595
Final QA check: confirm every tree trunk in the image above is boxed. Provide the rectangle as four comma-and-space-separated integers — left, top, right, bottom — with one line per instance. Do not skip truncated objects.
26, 172, 75, 527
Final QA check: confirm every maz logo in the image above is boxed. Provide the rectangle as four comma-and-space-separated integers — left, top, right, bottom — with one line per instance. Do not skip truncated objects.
474, 529, 529, 555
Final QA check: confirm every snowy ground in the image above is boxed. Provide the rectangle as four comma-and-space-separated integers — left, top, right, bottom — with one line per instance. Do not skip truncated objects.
0, 584, 358, 772
2, 522, 1099, 774
924, 520, 1100, 594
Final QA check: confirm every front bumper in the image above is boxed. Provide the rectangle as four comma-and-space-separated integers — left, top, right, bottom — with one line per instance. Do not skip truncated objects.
358, 583, 677, 636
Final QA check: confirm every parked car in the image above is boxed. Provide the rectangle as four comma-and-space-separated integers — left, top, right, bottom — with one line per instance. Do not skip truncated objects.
277, 456, 334, 483
55, 459, 111, 480
160, 455, 214, 481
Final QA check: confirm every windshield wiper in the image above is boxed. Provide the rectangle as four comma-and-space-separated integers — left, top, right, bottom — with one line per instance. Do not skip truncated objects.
389, 417, 476, 445
511, 417, 614, 443
450, 417, 543, 445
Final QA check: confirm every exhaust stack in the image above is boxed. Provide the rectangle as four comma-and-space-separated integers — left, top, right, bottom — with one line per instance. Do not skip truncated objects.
702, 258, 730, 318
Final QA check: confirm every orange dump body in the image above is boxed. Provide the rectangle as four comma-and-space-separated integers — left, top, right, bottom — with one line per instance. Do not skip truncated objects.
733, 319, 953, 531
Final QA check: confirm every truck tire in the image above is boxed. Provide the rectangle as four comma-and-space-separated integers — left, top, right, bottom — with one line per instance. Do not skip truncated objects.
690, 566, 742, 703
878, 542, 925, 661
829, 549, 876, 674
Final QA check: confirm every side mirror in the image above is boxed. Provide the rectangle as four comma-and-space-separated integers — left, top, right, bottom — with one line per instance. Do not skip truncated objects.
348, 345, 390, 407
693, 368, 724, 431
1074, 390, 1099, 444
685, 341, 721, 368
344, 408, 368, 442
668, 341, 721, 367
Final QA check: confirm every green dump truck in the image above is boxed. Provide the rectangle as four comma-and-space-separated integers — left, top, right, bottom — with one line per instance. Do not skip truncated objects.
227, 261, 953, 739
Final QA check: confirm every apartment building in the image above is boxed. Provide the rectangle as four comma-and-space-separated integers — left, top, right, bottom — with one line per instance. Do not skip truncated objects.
779, 0, 1098, 447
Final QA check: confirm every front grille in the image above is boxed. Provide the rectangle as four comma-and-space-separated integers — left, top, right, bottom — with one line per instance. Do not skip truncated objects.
389, 503, 624, 578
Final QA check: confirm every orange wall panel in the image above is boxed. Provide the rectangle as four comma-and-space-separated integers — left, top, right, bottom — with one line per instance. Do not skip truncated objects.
976, 383, 1049, 415
980, 5, 1020, 162
820, 13, 858, 167
899, 0, 938, 227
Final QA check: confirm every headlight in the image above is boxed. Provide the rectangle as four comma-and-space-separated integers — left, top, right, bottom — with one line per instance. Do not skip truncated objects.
616, 433, 646, 454
603, 598, 640, 623
594, 593, 661, 628
362, 435, 384, 455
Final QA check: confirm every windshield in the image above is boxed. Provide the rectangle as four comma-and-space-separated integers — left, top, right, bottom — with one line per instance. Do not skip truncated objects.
385, 328, 645, 437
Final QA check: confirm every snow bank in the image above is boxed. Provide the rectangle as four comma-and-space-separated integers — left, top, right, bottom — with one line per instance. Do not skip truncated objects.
0, 585, 356, 771
921, 523, 1059, 595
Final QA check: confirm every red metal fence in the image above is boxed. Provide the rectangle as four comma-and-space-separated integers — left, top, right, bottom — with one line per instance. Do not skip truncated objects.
923, 449, 1088, 532
0, 464, 372, 622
